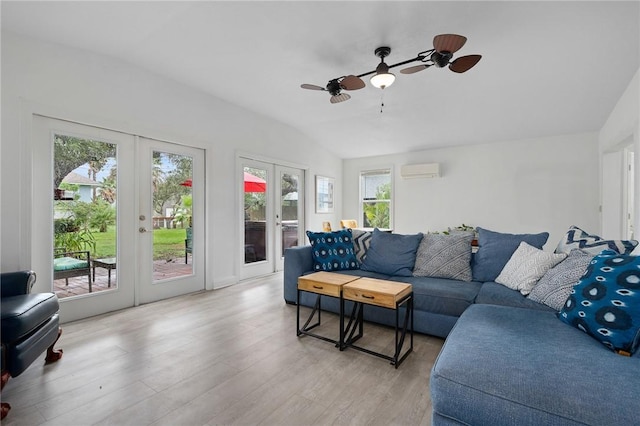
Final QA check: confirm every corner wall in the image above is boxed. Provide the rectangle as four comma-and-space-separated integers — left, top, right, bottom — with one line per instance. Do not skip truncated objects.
343, 133, 600, 249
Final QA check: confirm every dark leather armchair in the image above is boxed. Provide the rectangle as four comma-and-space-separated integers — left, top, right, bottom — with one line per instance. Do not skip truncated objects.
1, 270, 63, 419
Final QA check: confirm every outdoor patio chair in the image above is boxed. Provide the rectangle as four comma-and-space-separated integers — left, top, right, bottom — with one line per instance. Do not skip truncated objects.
53, 248, 91, 287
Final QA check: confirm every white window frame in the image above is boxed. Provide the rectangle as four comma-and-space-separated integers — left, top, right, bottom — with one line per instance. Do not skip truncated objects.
359, 168, 393, 230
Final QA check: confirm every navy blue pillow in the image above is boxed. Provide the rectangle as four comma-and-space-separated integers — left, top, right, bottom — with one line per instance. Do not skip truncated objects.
558, 250, 640, 355
472, 227, 549, 282
306, 229, 359, 272
360, 229, 423, 276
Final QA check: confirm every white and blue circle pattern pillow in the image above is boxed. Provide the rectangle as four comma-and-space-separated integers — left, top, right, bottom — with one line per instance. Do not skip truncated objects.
306, 229, 359, 272
558, 250, 640, 355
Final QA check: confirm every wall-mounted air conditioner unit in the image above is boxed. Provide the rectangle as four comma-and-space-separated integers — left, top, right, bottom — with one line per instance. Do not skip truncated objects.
400, 163, 441, 179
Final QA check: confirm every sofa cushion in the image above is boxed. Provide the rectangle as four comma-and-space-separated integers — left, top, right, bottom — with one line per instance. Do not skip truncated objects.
413, 232, 473, 281
472, 227, 549, 282
1, 293, 60, 343
528, 248, 594, 310
391, 276, 482, 317
555, 225, 637, 255
475, 282, 554, 312
351, 229, 372, 263
431, 304, 640, 426
360, 229, 423, 277
495, 242, 566, 295
558, 250, 640, 355
306, 229, 359, 272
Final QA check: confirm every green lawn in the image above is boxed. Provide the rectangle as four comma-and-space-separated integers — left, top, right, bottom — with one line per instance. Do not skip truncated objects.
91, 226, 187, 260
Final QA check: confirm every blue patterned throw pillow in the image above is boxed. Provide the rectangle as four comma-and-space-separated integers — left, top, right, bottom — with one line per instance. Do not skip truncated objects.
306, 229, 359, 272
558, 250, 640, 355
555, 225, 637, 255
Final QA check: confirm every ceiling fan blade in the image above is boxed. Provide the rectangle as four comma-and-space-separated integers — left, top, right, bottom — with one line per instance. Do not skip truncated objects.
340, 75, 365, 90
449, 55, 482, 73
330, 93, 351, 104
301, 83, 325, 91
400, 64, 430, 74
433, 34, 467, 54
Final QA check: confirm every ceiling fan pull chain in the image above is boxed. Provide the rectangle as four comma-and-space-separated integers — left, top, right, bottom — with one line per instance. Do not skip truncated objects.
380, 92, 385, 113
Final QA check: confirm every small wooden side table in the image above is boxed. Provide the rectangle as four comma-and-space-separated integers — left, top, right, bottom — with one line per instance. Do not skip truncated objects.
297, 272, 360, 346
342, 278, 413, 368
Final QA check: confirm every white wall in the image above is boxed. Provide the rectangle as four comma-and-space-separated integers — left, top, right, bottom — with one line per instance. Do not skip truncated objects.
0, 32, 343, 287
599, 68, 640, 239
343, 133, 600, 249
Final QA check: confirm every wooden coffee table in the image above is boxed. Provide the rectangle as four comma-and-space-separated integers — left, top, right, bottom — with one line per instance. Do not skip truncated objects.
297, 272, 360, 346
342, 278, 413, 368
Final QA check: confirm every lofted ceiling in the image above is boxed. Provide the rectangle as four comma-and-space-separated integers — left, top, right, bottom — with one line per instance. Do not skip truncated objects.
2, 1, 639, 159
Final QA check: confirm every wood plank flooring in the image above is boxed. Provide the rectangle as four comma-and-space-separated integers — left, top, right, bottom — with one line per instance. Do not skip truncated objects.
2, 273, 444, 425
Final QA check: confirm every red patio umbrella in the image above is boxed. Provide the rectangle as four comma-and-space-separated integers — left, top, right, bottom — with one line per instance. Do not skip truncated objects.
179, 173, 266, 192
244, 172, 266, 192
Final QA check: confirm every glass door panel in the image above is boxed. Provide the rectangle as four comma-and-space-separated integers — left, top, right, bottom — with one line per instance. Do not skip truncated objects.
53, 136, 118, 299
276, 166, 304, 271
151, 151, 193, 281
280, 172, 299, 256
244, 165, 268, 264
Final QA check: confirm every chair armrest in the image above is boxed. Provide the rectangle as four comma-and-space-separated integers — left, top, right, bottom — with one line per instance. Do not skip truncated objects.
1, 270, 36, 297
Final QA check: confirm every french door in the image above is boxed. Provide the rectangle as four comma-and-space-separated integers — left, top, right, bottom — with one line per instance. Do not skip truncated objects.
32, 116, 205, 322
240, 158, 304, 280
137, 137, 205, 304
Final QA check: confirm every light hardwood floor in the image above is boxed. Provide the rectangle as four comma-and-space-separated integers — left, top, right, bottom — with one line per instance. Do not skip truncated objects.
2, 273, 444, 425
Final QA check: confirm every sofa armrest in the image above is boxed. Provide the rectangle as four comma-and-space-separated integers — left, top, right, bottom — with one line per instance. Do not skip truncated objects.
1, 271, 36, 298
283, 245, 313, 303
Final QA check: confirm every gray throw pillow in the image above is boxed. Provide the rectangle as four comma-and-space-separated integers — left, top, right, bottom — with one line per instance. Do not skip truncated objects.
413, 232, 473, 281
495, 242, 567, 295
351, 229, 372, 264
528, 248, 594, 310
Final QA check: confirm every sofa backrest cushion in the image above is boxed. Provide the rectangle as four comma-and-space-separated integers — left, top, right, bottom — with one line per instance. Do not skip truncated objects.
306, 229, 359, 272
360, 229, 423, 277
413, 232, 473, 281
472, 227, 549, 282
558, 250, 640, 356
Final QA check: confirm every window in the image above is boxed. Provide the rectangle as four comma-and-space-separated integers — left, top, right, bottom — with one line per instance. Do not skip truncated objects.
360, 169, 392, 229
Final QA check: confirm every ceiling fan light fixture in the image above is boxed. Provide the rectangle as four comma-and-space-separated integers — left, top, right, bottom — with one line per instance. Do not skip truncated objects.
370, 62, 395, 89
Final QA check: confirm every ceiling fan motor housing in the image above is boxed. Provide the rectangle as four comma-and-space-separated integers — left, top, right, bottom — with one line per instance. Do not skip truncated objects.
326, 80, 342, 96
432, 51, 453, 67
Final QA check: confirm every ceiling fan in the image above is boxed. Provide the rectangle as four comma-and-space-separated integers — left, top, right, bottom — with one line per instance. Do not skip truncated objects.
301, 34, 481, 104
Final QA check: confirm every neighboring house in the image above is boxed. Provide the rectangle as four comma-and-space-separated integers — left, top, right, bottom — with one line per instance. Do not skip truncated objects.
60, 172, 101, 203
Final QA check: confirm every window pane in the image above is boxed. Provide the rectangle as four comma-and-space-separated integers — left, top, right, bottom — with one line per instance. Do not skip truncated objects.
361, 169, 391, 229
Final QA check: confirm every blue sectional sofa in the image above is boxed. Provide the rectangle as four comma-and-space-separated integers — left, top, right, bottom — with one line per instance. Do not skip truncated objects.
283, 227, 640, 426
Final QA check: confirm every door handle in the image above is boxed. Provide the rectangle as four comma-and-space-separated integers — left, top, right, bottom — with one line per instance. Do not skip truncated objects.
139, 227, 147, 233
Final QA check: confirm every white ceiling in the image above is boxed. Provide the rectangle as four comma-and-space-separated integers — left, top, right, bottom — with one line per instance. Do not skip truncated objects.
2, 1, 639, 158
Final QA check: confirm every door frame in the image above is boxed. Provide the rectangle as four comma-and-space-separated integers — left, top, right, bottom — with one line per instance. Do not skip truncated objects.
236, 152, 307, 280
